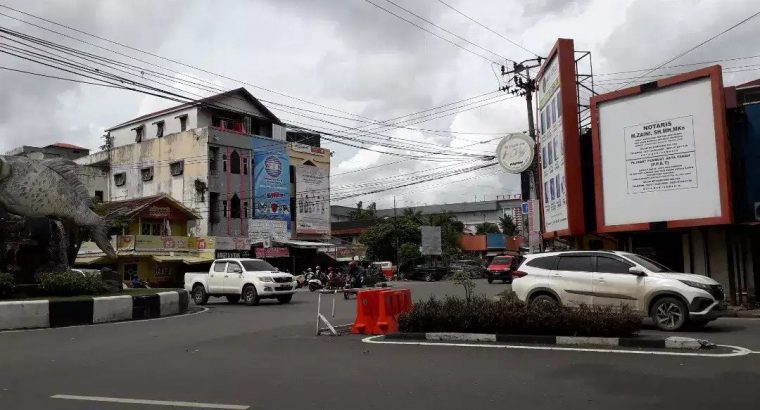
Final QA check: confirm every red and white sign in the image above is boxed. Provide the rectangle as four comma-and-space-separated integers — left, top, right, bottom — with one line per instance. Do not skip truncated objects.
591, 65, 732, 232
535, 38, 585, 238
255, 247, 290, 258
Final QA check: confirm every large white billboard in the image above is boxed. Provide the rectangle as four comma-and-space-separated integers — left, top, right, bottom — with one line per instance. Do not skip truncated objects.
295, 165, 330, 236
537, 54, 568, 233
595, 73, 728, 228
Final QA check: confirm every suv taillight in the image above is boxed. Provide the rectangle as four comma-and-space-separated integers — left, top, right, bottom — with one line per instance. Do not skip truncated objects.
512, 270, 527, 278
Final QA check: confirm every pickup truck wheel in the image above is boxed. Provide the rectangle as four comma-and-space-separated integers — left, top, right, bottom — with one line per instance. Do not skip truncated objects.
424, 272, 433, 282
243, 285, 260, 306
277, 294, 293, 304
226, 295, 240, 304
192, 285, 209, 305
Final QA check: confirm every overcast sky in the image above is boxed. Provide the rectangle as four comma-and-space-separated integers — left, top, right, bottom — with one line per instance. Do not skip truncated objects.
0, 0, 758, 209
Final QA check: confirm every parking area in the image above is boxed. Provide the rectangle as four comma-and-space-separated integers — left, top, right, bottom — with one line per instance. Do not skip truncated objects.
1, 280, 759, 409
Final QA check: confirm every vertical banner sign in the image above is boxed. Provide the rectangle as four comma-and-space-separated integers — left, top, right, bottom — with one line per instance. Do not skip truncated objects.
535, 38, 584, 237
252, 137, 291, 234
527, 199, 541, 253
295, 165, 330, 235
420, 226, 442, 256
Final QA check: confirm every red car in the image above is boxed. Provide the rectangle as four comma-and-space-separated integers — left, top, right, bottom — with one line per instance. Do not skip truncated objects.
486, 255, 515, 284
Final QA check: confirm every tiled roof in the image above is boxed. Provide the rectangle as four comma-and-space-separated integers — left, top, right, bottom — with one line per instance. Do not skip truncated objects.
103, 194, 199, 219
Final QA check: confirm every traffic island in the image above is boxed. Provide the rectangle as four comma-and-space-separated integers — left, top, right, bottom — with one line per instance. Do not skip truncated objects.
383, 332, 716, 350
0, 289, 190, 331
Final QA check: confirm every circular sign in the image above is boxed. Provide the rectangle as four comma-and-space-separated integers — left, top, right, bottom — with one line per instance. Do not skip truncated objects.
264, 156, 282, 177
496, 133, 534, 173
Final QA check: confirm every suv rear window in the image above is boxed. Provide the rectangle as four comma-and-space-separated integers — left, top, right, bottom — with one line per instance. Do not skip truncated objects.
557, 255, 594, 272
491, 257, 511, 264
525, 256, 558, 270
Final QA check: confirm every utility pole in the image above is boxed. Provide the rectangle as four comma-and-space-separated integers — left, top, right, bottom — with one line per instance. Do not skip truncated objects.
501, 58, 542, 202
393, 196, 399, 269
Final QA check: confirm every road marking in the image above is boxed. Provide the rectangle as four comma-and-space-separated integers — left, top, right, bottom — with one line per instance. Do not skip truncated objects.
51, 394, 249, 409
362, 336, 753, 357
0, 307, 209, 334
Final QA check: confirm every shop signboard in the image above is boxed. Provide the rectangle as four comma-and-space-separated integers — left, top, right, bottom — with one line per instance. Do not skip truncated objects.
253, 137, 291, 232
254, 247, 290, 258
295, 165, 330, 236
249, 219, 289, 244
420, 226, 442, 256
591, 65, 731, 231
536, 38, 584, 238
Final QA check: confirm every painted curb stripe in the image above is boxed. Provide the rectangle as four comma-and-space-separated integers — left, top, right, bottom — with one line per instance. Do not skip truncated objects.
362, 336, 754, 358
48, 299, 94, 328
132, 294, 161, 319
383, 333, 704, 350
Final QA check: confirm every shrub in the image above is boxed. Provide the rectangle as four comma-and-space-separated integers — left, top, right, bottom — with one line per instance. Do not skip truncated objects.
40, 272, 108, 297
451, 270, 476, 301
397, 295, 642, 337
0, 272, 14, 299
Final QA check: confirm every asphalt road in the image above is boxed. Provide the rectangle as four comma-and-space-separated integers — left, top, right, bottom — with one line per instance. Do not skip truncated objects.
1, 279, 759, 409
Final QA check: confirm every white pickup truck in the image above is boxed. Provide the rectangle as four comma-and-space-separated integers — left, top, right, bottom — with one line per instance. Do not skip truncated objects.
184, 258, 296, 306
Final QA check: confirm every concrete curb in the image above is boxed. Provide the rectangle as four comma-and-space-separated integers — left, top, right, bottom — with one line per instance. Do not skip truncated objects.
0, 290, 189, 331
384, 332, 716, 350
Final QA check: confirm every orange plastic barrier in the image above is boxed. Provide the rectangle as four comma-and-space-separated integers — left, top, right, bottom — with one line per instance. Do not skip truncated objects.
351, 289, 381, 334
352, 288, 413, 335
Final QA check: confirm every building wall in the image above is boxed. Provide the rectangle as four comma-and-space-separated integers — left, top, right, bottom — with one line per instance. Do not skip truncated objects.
109, 129, 210, 236
207, 127, 254, 237
110, 107, 198, 148
76, 165, 109, 201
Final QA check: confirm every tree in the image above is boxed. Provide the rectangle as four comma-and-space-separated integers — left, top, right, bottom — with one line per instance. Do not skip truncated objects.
498, 215, 517, 236
349, 201, 377, 221
476, 222, 501, 234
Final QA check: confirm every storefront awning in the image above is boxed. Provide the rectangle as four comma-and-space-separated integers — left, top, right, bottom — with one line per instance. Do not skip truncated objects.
74, 256, 110, 265
151, 255, 214, 265
279, 240, 336, 248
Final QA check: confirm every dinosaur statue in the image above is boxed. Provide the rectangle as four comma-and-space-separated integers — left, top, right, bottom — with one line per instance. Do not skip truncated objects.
0, 155, 116, 262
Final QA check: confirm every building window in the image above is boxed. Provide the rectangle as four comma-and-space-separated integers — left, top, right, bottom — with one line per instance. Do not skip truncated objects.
155, 121, 165, 138
140, 219, 165, 236
94, 190, 104, 202
230, 150, 240, 174
133, 125, 144, 142
212, 116, 245, 133
113, 172, 126, 187
170, 161, 184, 176
178, 115, 188, 132
209, 147, 219, 174
222, 200, 228, 218
141, 167, 154, 182
230, 194, 241, 218
243, 156, 249, 175
222, 153, 227, 172
243, 201, 248, 218
209, 192, 220, 224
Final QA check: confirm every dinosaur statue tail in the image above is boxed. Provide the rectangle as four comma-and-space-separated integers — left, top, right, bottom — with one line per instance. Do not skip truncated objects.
89, 212, 118, 259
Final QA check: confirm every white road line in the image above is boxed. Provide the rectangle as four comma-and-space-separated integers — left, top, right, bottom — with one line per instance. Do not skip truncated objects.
51, 394, 249, 409
0, 307, 209, 334
362, 336, 754, 358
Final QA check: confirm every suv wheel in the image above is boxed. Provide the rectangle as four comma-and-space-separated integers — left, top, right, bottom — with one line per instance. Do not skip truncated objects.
531, 294, 559, 307
487, 278, 493, 284
424, 272, 433, 282
651, 297, 688, 331
192, 285, 209, 305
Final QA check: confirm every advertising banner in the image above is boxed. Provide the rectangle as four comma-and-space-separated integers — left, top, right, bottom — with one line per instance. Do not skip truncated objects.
536, 38, 584, 237
255, 247, 290, 258
214, 236, 249, 250
420, 226, 442, 255
249, 219, 289, 244
253, 137, 291, 232
295, 165, 330, 236
591, 66, 731, 230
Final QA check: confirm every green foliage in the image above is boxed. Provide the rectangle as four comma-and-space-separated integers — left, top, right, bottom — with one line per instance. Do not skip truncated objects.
0, 272, 15, 299
498, 215, 517, 236
475, 222, 501, 234
398, 296, 642, 337
359, 209, 465, 263
40, 272, 108, 297
451, 270, 476, 301
349, 201, 378, 221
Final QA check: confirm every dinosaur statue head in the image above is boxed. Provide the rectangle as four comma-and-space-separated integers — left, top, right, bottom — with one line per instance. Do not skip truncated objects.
0, 156, 10, 181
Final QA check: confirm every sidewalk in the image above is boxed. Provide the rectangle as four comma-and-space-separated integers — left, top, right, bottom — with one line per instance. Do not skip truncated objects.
729, 307, 760, 318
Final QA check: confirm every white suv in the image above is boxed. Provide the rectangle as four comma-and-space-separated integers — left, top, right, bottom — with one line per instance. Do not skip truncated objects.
512, 251, 729, 331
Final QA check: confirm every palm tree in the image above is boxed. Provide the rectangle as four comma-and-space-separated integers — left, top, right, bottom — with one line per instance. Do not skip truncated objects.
498, 215, 517, 236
